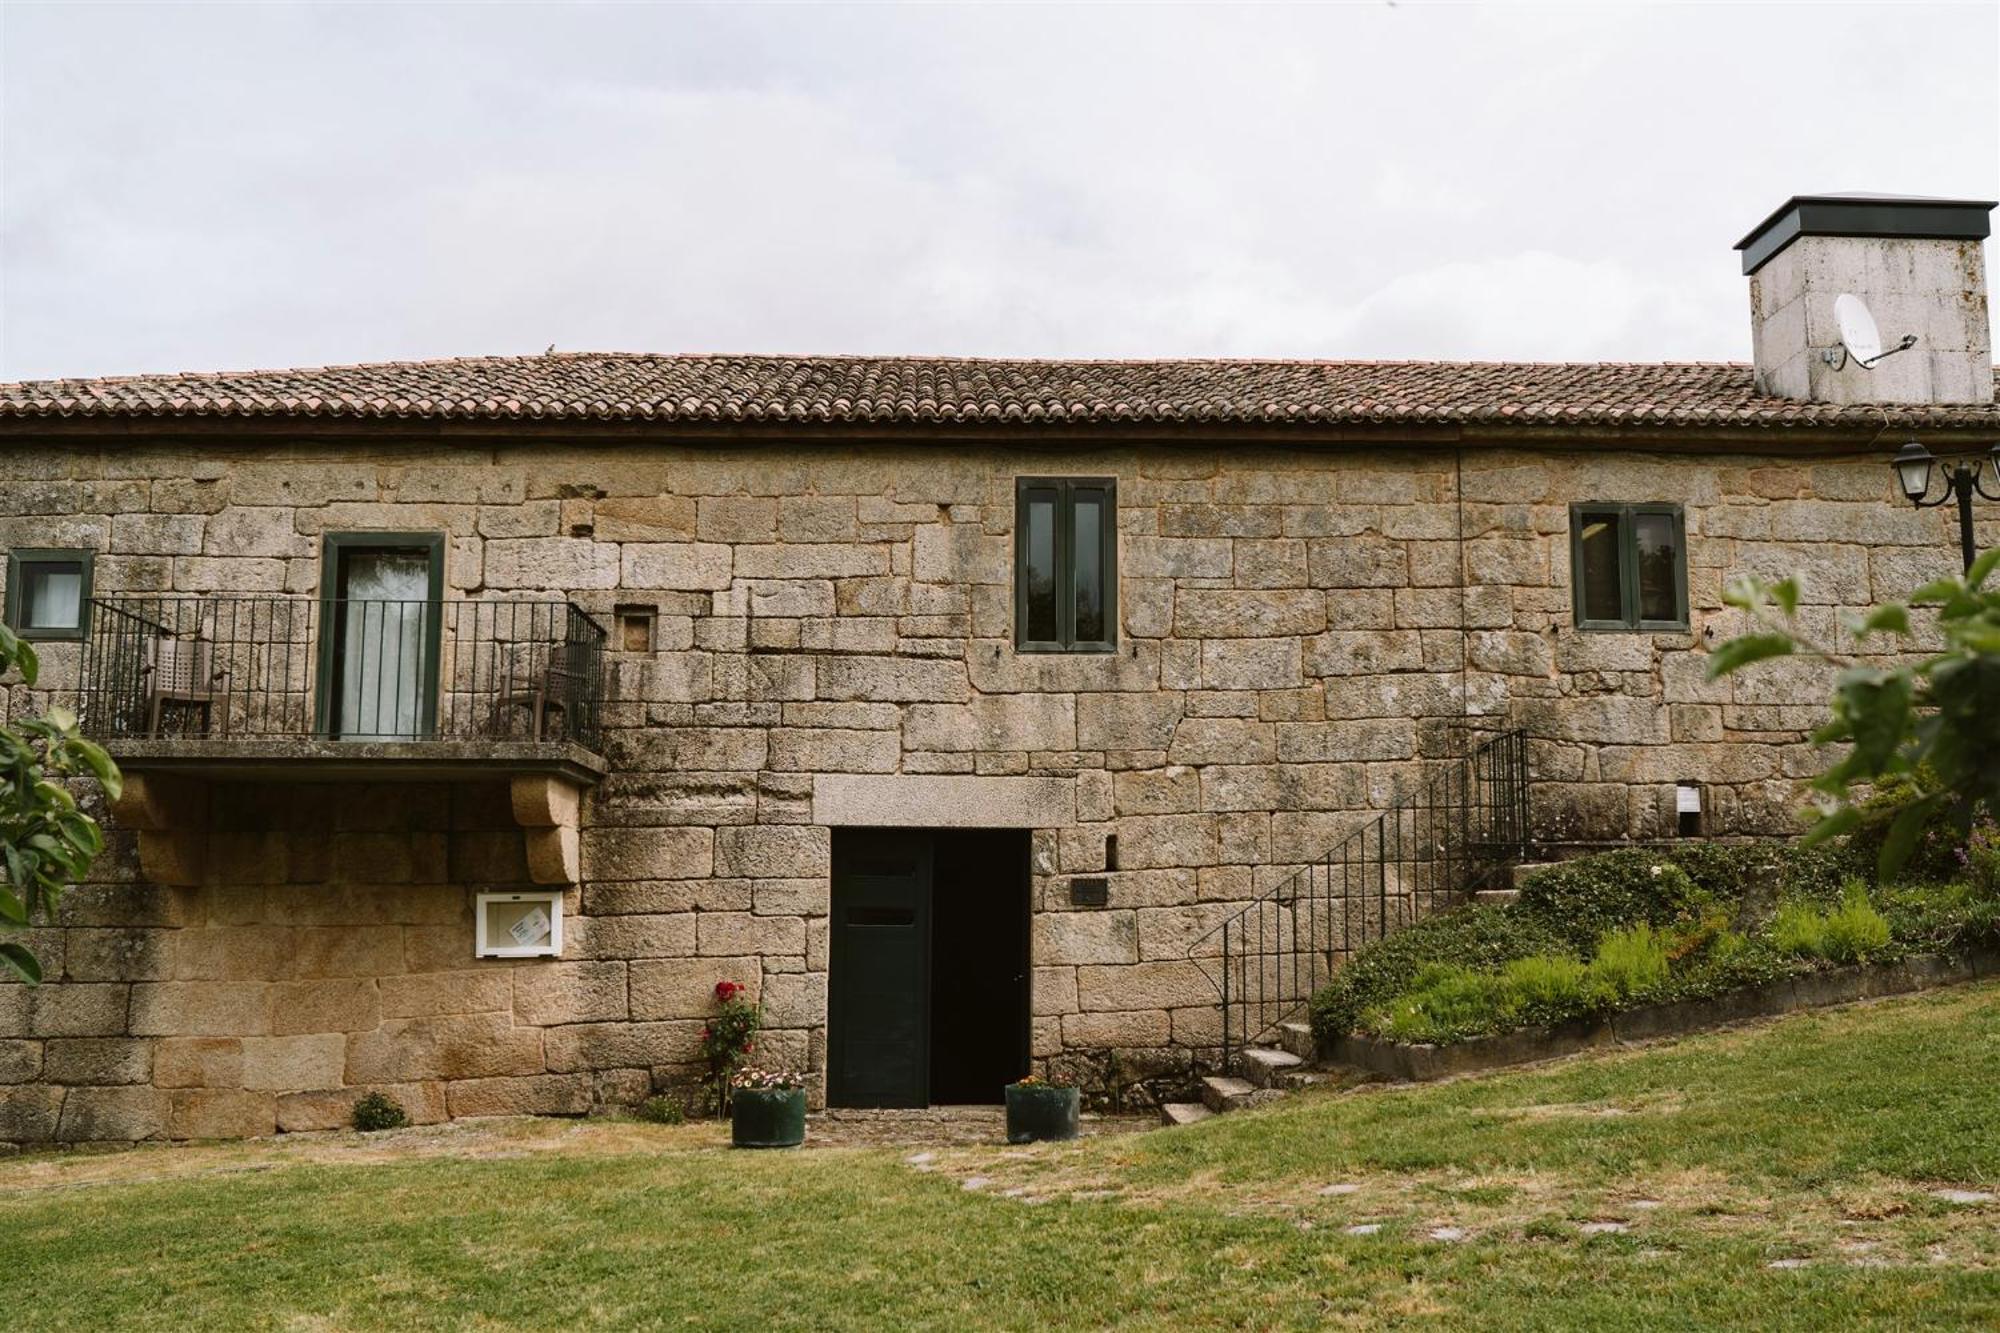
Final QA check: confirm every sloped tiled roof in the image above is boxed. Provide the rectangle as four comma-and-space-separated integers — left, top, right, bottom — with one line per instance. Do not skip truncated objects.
2, 353, 1997, 431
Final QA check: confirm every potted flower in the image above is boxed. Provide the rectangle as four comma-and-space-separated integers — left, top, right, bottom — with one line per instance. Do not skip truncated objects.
730, 1068, 808, 1149
1004, 1072, 1079, 1144
698, 979, 760, 1117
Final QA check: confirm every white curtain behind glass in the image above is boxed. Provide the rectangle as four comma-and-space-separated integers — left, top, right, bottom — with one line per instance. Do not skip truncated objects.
337, 552, 428, 738
26, 568, 82, 630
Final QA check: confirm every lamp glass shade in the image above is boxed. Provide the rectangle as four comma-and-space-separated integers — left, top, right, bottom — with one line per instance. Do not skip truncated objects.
1892, 443, 1934, 502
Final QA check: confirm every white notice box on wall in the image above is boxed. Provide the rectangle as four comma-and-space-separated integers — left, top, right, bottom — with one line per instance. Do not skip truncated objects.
476, 891, 564, 959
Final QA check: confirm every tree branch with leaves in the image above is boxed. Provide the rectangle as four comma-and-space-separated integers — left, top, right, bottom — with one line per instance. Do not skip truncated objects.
0, 621, 122, 983
1708, 548, 2000, 880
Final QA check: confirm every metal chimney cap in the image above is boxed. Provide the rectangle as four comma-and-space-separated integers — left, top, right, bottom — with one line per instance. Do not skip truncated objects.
1734, 194, 1996, 276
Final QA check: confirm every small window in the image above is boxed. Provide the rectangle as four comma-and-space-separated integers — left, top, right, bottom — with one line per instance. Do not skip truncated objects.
1569, 504, 1687, 631
1015, 478, 1117, 653
475, 890, 564, 958
5, 549, 94, 640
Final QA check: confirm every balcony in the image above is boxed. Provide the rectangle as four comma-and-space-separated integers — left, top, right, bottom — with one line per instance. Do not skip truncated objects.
76, 596, 610, 886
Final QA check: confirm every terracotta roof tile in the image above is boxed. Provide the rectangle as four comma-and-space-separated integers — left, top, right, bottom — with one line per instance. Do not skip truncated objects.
1, 353, 1996, 431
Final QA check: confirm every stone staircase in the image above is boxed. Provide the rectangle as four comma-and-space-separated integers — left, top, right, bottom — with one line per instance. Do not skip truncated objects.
1160, 1020, 1342, 1126
1160, 861, 1565, 1127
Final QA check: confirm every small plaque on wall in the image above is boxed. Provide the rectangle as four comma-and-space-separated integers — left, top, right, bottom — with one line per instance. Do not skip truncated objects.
1069, 877, 1109, 907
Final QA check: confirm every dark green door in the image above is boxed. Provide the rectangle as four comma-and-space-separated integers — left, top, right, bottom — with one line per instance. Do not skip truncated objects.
828, 831, 932, 1109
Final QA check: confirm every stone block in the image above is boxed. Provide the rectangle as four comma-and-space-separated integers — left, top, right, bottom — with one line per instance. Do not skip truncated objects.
767, 728, 900, 773
57, 1085, 167, 1142
29, 983, 131, 1037
446, 1073, 594, 1118
0, 1086, 64, 1141
1174, 589, 1324, 637
240, 1033, 346, 1092
620, 542, 733, 590
291, 926, 406, 979
903, 695, 1077, 753
1200, 638, 1300, 690
1167, 718, 1275, 765
580, 827, 715, 881
345, 1012, 544, 1083
485, 537, 621, 589
42, 1037, 152, 1086
697, 913, 807, 958
1113, 767, 1201, 816
697, 496, 779, 543
276, 1081, 447, 1132
153, 1036, 244, 1088
543, 1020, 704, 1073
1303, 630, 1423, 676
1307, 536, 1408, 587
266, 979, 380, 1036
166, 1089, 278, 1140
714, 826, 829, 878
1034, 911, 1138, 965
1125, 536, 1231, 579
569, 914, 696, 961
629, 957, 762, 1021
816, 655, 969, 703
751, 878, 826, 916
512, 962, 629, 1025
378, 969, 516, 1019
0, 1039, 41, 1084
760, 972, 827, 1028
1061, 1009, 1171, 1047
1076, 961, 1211, 1011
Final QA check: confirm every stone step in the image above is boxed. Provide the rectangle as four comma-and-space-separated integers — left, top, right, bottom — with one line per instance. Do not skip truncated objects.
1236, 1045, 1305, 1089
1509, 862, 1565, 890
1277, 1020, 1317, 1062
1474, 888, 1520, 907
1159, 1101, 1214, 1127
1200, 1075, 1257, 1113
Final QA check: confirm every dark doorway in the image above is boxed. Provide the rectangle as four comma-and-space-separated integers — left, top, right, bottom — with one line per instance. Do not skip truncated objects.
317, 532, 444, 740
828, 828, 1030, 1108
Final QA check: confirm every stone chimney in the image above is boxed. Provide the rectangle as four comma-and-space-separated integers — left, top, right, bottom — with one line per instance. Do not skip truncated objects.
1736, 193, 1995, 405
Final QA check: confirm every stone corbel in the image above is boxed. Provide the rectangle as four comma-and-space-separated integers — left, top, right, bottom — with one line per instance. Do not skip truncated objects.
109, 772, 210, 888
510, 774, 583, 886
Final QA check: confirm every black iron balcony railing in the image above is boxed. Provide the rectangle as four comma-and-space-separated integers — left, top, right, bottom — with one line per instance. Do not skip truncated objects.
1191, 727, 1531, 1067
78, 597, 607, 750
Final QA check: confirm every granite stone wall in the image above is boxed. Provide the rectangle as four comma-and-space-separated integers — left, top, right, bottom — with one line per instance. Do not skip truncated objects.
0, 436, 1976, 1142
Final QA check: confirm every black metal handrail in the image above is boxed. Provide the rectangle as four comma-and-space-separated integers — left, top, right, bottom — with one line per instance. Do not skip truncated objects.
1190, 727, 1530, 1067
77, 596, 608, 750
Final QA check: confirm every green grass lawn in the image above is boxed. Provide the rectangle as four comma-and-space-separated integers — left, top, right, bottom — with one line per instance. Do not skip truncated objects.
7, 985, 2000, 1330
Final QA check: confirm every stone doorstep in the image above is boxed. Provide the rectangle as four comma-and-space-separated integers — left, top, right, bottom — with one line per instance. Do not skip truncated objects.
1158, 1101, 1214, 1127
1329, 946, 2000, 1085
1235, 1046, 1304, 1089
1199, 1075, 1257, 1113
1277, 1020, 1317, 1062
1473, 888, 1521, 907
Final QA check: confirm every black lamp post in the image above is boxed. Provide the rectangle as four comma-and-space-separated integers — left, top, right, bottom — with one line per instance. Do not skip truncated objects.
1891, 441, 2000, 573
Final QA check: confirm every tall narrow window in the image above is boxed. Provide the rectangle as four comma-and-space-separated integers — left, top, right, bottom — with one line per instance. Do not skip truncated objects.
317, 533, 444, 739
1015, 478, 1117, 653
1569, 504, 1688, 631
4, 549, 94, 640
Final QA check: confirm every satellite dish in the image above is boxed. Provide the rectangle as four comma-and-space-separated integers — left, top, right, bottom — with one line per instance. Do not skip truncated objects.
1834, 294, 1883, 364
1827, 292, 1917, 370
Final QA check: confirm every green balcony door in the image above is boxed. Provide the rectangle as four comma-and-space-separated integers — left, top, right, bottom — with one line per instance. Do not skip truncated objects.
318, 533, 443, 740
828, 831, 933, 1109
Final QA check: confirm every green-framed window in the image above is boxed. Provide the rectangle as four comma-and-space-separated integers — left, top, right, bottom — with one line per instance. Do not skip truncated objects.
4, 548, 94, 641
315, 532, 445, 739
1015, 478, 1117, 654
1569, 504, 1688, 632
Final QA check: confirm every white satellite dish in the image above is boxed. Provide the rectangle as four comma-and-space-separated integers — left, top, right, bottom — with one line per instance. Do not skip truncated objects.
1827, 292, 1917, 370
1834, 293, 1883, 364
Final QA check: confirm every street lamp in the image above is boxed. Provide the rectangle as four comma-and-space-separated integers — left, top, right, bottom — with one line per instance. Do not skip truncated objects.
1890, 441, 2000, 573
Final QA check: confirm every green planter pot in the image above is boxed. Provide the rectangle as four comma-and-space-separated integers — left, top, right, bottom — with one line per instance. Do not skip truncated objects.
731, 1087, 807, 1148
1004, 1083, 1080, 1144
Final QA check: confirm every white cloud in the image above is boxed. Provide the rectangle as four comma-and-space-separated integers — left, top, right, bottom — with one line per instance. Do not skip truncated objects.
0, 2, 1992, 378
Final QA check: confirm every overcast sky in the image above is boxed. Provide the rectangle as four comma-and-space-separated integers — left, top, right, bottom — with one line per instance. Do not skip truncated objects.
1, 2, 1994, 381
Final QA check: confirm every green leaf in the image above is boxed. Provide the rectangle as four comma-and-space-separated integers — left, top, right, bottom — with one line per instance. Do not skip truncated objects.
1799, 806, 1862, 847
1705, 633, 1795, 680
0, 940, 41, 984
1855, 603, 1910, 637
1967, 547, 2000, 590
1772, 578, 1801, 616
68, 739, 122, 802
1878, 793, 1948, 883
1721, 576, 1764, 611
1907, 578, 1961, 607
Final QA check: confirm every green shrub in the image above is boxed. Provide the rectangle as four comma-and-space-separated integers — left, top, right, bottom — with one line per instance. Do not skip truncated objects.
1772, 882, 1892, 963
1362, 963, 1521, 1044
1821, 883, 1892, 962
1308, 905, 1571, 1042
1515, 853, 1716, 953
351, 1091, 408, 1133
1585, 924, 1671, 1000
1499, 953, 1597, 1016
1770, 899, 1827, 957
635, 1095, 686, 1126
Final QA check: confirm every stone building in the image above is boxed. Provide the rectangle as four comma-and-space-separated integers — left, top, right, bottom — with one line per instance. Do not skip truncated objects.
0, 194, 1994, 1144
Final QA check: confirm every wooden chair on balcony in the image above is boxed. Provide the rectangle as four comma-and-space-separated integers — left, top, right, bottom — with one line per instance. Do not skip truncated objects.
142, 634, 230, 737
492, 642, 590, 742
